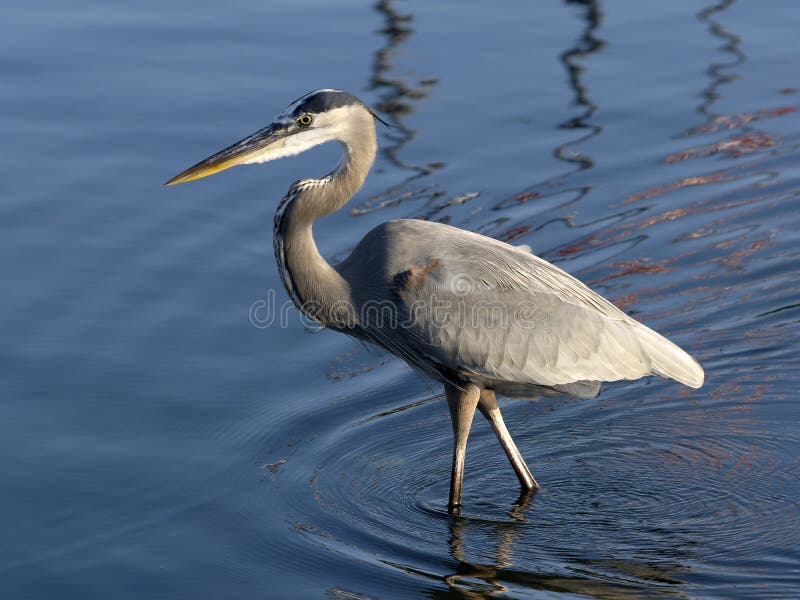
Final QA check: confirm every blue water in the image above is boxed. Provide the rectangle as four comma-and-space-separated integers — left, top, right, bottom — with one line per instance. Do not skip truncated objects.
2, 0, 799, 598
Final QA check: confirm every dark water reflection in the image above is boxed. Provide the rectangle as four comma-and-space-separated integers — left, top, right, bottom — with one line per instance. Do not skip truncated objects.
2, 0, 799, 598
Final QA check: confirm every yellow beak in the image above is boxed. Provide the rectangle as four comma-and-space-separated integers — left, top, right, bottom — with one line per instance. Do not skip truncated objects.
164, 124, 288, 186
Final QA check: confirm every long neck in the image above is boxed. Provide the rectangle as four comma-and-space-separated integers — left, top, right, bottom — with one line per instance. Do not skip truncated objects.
274, 129, 376, 329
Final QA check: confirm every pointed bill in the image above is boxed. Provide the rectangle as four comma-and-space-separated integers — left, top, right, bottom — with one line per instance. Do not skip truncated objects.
164, 124, 290, 186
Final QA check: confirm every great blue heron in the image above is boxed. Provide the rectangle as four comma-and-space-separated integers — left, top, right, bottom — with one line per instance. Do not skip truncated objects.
167, 89, 704, 513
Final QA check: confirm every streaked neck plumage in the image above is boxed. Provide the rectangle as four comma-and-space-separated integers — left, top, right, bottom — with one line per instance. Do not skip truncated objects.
273, 107, 377, 329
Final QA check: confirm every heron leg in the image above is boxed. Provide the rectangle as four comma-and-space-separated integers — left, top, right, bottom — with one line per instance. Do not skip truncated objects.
478, 389, 539, 491
445, 382, 481, 514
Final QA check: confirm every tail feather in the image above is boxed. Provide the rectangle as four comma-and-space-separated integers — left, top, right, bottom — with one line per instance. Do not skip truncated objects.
637, 325, 704, 388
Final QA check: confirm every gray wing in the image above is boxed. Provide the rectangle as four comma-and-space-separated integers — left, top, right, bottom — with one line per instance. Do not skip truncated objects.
338, 219, 704, 393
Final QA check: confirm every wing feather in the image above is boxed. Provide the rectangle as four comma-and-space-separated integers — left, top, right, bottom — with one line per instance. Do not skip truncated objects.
339, 219, 704, 391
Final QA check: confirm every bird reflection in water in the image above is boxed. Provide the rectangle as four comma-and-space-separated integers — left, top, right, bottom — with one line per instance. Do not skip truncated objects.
440, 491, 690, 599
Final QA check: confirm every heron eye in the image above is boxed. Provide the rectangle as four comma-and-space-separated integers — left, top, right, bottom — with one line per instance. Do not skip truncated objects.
297, 114, 313, 126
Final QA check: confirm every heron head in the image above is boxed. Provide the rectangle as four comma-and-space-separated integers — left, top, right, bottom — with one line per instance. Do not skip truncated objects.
165, 89, 381, 186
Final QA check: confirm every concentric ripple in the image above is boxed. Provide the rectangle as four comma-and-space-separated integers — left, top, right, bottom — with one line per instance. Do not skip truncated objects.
270, 361, 799, 597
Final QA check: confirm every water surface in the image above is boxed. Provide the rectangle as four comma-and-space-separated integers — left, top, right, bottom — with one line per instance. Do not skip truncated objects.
2, 0, 799, 598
